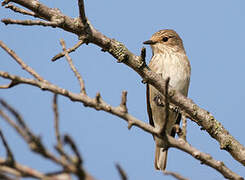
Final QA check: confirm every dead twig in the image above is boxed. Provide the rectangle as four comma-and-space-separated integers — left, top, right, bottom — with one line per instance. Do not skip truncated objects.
52, 40, 84, 62
115, 163, 128, 180
0, 130, 15, 165
0, 40, 44, 81
1, 19, 60, 27
5, 4, 42, 19
60, 39, 86, 94
164, 170, 189, 180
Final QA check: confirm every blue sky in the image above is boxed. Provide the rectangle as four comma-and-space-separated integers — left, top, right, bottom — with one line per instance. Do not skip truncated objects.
1, 0, 245, 179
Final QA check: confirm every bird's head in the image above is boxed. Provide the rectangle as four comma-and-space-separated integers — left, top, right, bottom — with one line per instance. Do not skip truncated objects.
143, 29, 185, 54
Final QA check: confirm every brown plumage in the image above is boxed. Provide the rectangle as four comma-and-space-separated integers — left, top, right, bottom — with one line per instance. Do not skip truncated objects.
144, 29, 191, 171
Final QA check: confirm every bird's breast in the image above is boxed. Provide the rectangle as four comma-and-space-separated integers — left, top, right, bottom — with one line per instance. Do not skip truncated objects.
149, 52, 191, 96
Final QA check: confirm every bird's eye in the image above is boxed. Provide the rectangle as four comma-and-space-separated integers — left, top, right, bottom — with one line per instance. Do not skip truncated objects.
162, 37, 169, 42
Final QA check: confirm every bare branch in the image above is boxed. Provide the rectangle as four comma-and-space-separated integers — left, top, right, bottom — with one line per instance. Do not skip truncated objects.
64, 134, 83, 167
52, 94, 73, 164
0, 130, 15, 165
0, 99, 95, 179
0, 40, 44, 81
181, 115, 187, 141
0, 100, 69, 168
1, 18, 60, 27
0, 71, 242, 179
115, 163, 128, 180
52, 40, 84, 62
0, 80, 19, 89
164, 170, 189, 180
0, 157, 47, 179
4, 4, 42, 18
0, 70, 158, 135
78, 0, 87, 25
167, 137, 243, 180
140, 47, 146, 62
60, 39, 86, 94
0, 109, 30, 143
53, 94, 62, 150
119, 91, 128, 113
0, 99, 28, 131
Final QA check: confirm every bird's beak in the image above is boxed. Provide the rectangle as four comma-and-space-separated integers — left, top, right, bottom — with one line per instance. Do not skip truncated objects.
143, 40, 155, 45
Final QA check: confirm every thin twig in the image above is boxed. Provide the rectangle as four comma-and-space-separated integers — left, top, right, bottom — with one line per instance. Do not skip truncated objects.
52, 40, 84, 62
0, 130, 15, 164
0, 157, 47, 179
115, 163, 128, 180
0, 101, 69, 169
0, 81, 19, 89
181, 115, 187, 141
53, 94, 62, 149
60, 39, 86, 94
1, 18, 60, 27
139, 47, 146, 68
0, 40, 44, 81
78, 0, 87, 25
53, 94, 72, 162
0, 109, 30, 143
64, 134, 83, 166
167, 136, 243, 180
0, 99, 93, 179
0, 99, 29, 132
5, 4, 42, 19
164, 170, 189, 180
119, 91, 128, 113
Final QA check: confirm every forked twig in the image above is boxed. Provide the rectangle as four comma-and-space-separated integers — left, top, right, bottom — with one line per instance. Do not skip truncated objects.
52, 40, 84, 61
60, 39, 86, 94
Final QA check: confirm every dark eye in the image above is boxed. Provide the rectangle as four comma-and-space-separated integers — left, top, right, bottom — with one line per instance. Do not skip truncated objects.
162, 37, 169, 42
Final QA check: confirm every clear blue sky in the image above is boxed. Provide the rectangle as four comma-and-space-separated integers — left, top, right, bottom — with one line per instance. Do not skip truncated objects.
1, 0, 245, 179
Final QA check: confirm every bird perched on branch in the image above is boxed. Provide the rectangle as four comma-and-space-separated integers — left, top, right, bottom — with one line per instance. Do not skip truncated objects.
144, 29, 191, 171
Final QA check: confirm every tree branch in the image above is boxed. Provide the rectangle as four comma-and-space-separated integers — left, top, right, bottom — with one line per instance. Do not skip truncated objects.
53, 94, 63, 152
0, 130, 15, 165
60, 39, 86, 94
52, 40, 84, 61
0, 99, 95, 180
78, 0, 87, 25
115, 163, 128, 180
0, 71, 242, 179
164, 170, 189, 180
0, 40, 44, 82
1, 18, 61, 27
4, 4, 42, 18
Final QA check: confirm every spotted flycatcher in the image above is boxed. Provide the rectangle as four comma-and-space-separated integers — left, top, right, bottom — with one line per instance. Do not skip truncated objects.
144, 29, 191, 171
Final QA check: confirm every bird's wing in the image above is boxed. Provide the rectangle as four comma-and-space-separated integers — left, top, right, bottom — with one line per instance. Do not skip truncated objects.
146, 83, 154, 127
147, 83, 181, 138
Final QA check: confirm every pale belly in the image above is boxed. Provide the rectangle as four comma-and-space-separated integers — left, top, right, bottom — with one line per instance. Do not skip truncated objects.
149, 53, 190, 96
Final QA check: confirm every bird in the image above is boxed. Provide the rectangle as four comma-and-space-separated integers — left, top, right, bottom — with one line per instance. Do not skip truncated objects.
143, 29, 191, 171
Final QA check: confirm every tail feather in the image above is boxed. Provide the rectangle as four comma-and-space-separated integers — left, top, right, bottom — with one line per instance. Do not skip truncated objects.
154, 146, 168, 171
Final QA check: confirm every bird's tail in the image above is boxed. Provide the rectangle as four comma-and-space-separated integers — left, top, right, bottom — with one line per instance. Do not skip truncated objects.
154, 145, 168, 171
